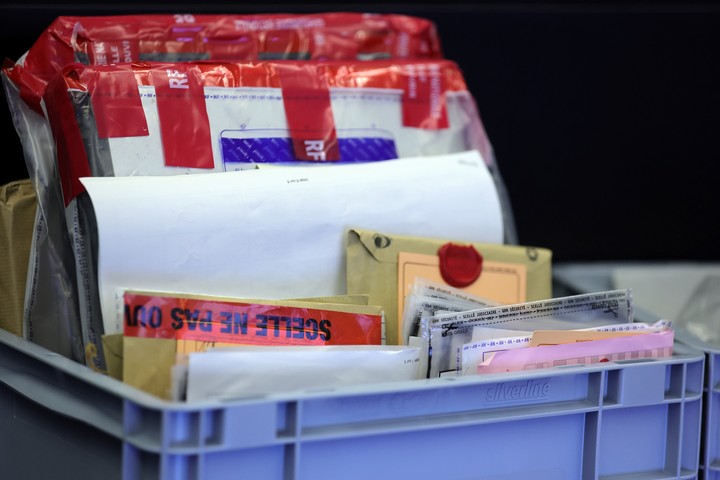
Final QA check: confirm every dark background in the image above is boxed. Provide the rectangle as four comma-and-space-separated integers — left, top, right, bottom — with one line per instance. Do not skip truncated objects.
2, 2, 718, 263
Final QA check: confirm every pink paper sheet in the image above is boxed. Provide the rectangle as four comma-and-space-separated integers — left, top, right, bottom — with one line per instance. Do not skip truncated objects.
477, 329, 674, 374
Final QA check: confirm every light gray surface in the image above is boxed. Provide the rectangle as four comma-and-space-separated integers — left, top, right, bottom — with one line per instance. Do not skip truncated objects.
554, 261, 720, 352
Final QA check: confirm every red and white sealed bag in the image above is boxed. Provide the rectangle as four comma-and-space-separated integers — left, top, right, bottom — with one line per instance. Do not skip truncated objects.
46, 59, 498, 190
0, 12, 444, 365
12, 12, 443, 116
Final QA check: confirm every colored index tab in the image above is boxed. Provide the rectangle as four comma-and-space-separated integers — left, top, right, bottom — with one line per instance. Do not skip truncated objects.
402, 62, 448, 129
84, 67, 148, 139
278, 65, 340, 162
151, 66, 214, 169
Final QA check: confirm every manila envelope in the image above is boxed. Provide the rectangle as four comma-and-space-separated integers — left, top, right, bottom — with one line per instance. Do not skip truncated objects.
346, 228, 552, 346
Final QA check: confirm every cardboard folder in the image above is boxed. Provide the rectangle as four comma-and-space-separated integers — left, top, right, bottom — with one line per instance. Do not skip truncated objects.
346, 228, 552, 345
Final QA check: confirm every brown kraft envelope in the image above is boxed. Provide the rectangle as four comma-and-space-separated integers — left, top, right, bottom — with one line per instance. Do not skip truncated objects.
346, 227, 553, 346
0, 179, 37, 337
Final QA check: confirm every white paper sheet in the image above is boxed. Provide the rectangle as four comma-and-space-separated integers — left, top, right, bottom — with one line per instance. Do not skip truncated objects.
185, 345, 421, 401
80, 150, 504, 335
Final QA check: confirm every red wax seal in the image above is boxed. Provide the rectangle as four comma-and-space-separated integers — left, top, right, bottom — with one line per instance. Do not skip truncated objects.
437, 242, 483, 288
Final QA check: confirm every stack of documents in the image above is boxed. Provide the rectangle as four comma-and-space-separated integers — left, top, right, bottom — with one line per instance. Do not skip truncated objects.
115, 289, 388, 400
402, 285, 674, 378
131, 283, 674, 401
35, 55, 510, 372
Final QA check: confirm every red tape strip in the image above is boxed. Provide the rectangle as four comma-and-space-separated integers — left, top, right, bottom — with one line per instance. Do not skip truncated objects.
152, 66, 214, 169
279, 64, 340, 162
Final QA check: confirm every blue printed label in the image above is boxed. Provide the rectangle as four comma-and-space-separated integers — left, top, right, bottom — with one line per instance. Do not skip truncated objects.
221, 135, 398, 169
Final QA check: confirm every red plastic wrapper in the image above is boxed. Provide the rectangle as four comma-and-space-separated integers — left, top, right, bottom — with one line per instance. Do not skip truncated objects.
9, 12, 443, 114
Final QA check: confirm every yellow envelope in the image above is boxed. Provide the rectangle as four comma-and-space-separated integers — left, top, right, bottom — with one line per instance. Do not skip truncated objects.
346, 228, 553, 346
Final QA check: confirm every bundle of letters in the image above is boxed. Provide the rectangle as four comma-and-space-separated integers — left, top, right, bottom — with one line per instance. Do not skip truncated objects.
1, 11, 674, 402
